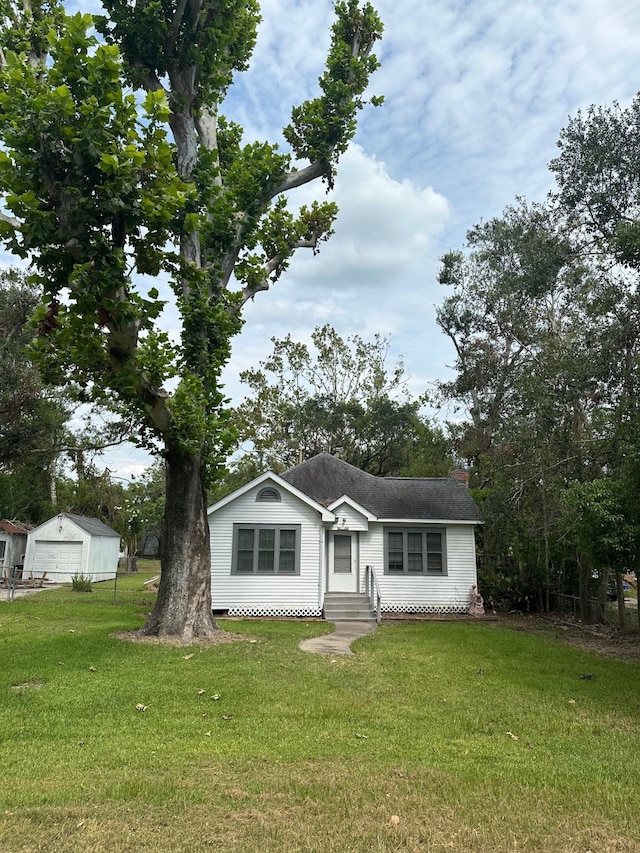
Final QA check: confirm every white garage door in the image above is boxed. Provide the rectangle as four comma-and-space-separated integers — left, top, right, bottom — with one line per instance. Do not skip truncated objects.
32, 541, 83, 580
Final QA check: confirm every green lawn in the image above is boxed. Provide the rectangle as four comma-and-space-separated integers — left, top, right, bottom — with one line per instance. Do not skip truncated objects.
1, 567, 639, 852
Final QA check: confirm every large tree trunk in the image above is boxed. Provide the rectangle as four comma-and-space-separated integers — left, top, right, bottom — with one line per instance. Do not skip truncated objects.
140, 441, 219, 642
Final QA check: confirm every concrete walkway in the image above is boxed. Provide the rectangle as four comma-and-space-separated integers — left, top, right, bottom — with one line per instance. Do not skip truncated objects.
2, 584, 62, 601
299, 620, 378, 656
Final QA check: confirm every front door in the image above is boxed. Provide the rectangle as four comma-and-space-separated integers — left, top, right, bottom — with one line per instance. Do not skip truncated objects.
328, 532, 358, 592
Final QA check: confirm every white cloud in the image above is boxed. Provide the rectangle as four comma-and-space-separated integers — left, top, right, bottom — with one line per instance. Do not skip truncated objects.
222, 144, 449, 402
294, 145, 449, 286
358, 0, 640, 226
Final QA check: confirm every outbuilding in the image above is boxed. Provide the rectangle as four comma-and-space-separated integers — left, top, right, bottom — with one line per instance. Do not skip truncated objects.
24, 513, 120, 584
0, 520, 32, 579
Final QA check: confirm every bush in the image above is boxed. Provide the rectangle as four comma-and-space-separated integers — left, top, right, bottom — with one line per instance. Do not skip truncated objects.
71, 574, 92, 593
477, 569, 538, 613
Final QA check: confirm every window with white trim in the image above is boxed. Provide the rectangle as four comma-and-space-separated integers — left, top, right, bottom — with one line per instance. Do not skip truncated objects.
232, 524, 301, 574
384, 528, 446, 575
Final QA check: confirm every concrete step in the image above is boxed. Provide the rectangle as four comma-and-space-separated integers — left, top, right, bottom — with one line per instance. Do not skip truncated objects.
324, 593, 372, 605
323, 592, 376, 622
324, 610, 376, 622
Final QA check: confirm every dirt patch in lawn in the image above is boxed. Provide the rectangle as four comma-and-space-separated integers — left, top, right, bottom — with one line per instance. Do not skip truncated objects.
110, 628, 255, 647
10, 680, 43, 693
500, 613, 640, 661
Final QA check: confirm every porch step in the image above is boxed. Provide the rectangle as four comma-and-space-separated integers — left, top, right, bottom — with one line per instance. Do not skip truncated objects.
323, 592, 376, 622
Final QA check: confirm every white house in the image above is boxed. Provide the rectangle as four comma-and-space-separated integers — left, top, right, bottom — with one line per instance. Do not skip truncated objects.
207, 453, 483, 618
0, 520, 32, 578
24, 513, 121, 583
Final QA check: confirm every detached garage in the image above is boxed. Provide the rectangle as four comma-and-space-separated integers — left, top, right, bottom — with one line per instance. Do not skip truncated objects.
24, 513, 120, 584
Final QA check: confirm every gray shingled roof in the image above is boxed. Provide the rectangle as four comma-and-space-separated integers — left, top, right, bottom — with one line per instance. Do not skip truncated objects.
280, 453, 482, 522
62, 513, 121, 538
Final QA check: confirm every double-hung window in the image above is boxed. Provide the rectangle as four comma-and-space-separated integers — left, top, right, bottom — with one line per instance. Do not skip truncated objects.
384, 528, 445, 575
232, 524, 301, 575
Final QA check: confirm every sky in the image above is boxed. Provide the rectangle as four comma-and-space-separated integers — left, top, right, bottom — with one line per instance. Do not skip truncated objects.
213, 0, 640, 404
12, 0, 640, 478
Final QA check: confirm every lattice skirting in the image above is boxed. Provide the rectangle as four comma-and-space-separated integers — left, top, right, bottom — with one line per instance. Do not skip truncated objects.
226, 604, 467, 617
381, 603, 468, 614
227, 606, 322, 618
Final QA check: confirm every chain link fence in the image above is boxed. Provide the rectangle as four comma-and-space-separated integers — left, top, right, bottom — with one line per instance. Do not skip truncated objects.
550, 592, 607, 623
1, 558, 157, 603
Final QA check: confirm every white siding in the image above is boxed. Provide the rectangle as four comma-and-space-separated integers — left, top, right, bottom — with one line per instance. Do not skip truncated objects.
358, 523, 478, 614
0, 534, 28, 573
87, 536, 120, 581
209, 482, 324, 616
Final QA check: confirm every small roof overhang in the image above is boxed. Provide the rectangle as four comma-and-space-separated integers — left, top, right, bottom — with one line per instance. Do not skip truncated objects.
327, 494, 377, 522
376, 517, 483, 526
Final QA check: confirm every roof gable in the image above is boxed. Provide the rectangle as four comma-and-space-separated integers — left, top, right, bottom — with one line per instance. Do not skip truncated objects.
207, 471, 335, 521
327, 495, 376, 521
280, 453, 482, 523
31, 513, 120, 538
64, 514, 120, 537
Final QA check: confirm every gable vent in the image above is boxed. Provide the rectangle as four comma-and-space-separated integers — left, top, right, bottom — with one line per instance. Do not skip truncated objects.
256, 486, 281, 502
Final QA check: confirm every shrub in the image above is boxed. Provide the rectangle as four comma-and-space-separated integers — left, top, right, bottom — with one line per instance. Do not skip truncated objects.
477, 569, 538, 613
71, 573, 92, 593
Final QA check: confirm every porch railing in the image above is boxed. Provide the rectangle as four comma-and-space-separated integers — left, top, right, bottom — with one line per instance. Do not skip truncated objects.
365, 564, 382, 623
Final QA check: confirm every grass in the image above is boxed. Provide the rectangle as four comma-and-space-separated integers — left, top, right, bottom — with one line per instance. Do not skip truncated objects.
1, 564, 640, 852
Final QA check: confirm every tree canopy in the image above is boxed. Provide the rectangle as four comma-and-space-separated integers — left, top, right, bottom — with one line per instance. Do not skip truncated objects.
550, 94, 640, 270
0, 268, 70, 520
437, 97, 640, 624
226, 324, 451, 481
0, 0, 383, 640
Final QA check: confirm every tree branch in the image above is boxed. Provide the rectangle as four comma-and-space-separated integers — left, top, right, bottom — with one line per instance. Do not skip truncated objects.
239, 279, 270, 305
218, 161, 330, 296
188, 0, 205, 35
0, 210, 19, 228
269, 160, 329, 199
143, 71, 166, 94
171, 0, 190, 38
237, 236, 323, 308
30, 436, 132, 456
